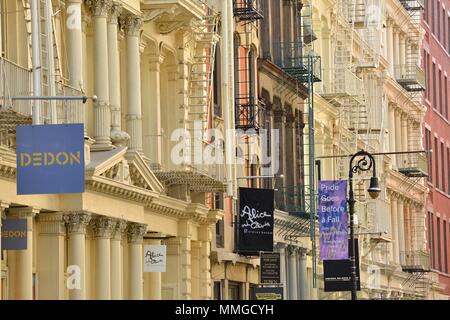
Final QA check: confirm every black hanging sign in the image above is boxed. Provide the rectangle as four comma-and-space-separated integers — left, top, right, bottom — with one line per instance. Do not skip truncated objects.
236, 187, 274, 255
323, 239, 361, 292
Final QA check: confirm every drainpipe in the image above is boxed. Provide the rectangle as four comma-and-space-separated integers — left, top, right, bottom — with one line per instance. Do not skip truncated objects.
222, 0, 236, 199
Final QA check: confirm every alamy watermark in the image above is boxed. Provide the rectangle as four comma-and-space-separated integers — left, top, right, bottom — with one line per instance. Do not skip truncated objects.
170, 121, 280, 175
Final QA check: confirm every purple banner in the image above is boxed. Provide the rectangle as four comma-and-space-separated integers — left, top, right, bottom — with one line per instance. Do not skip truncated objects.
319, 180, 348, 260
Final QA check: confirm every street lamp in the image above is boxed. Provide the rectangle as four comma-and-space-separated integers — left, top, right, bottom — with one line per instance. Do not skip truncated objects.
348, 150, 380, 300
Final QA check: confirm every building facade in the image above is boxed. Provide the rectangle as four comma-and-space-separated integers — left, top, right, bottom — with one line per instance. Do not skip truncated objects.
311, 0, 446, 299
422, 0, 450, 298
0, 0, 225, 300
0, 0, 448, 301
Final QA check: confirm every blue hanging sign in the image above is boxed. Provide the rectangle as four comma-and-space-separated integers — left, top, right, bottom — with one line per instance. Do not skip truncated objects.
16, 124, 85, 195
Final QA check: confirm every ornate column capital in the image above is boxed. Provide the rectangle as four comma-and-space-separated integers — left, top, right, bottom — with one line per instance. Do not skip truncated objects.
127, 223, 147, 244
121, 15, 143, 37
112, 219, 128, 241
108, 1, 122, 24
288, 245, 298, 255
86, 0, 112, 17
298, 247, 308, 257
275, 242, 287, 251
91, 216, 116, 239
64, 212, 91, 234
148, 54, 166, 71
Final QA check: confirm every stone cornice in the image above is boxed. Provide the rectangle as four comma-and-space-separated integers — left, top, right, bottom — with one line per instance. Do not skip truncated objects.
385, 170, 427, 207
85, 176, 157, 207
383, 77, 425, 117
258, 58, 309, 99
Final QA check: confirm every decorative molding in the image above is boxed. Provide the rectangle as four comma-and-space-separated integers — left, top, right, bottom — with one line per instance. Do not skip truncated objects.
127, 223, 147, 244
64, 212, 91, 234
8, 206, 39, 219
37, 213, 65, 236
142, 6, 178, 22
91, 216, 116, 238
156, 20, 187, 34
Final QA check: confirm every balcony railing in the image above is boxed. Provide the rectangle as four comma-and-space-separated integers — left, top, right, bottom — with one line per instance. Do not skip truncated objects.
398, 153, 428, 178
274, 42, 322, 84
320, 67, 364, 99
400, 250, 431, 273
0, 57, 84, 125
152, 136, 226, 192
235, 99, 265, 131
395, 64, 426, 92
0, 57, 32, 115
275, 184, 307, 217
233, 0, 263, 21
399, 0, 424, 12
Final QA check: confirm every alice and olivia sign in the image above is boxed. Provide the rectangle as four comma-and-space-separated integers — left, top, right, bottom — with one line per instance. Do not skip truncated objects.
144, 245, 167, 273
237, 188, 274, 255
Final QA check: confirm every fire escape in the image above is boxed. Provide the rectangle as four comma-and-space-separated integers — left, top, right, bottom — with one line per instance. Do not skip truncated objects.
271, 0, 322, 289
395, 0, 430, 300
396, 0, 428, 179
1, 0, 82, 148
153, 1, 226, 193
233, 0, 264, 131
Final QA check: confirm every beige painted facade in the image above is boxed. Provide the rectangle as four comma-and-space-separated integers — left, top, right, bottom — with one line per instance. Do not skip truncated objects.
0, 0, 224, 300
312, 0, 447, 299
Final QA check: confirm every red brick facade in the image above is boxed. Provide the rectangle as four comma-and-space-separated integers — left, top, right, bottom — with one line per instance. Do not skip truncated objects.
422, 0, 450, 298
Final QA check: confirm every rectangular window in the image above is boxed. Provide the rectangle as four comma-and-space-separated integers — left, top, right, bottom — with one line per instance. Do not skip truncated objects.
448, 147, 450, 195
429, 212, 435, 269
435, 137, 439, 189
439, 69, 443, 114
432, 0, 436, 34
213, 281, 222, 300
445, 76, 448, 120
437, 1, 441, 39
444, 9, 447, 46
424, 50, 428, 97
448, 16, 450, 54
427, 53, 431, 100
424, 0, 429, 23
437, 217, 442, 271
433, 63, 437, 109
442, 142, 446, 191
215, 219, 224, 248
426, 129, 432, 182
444, 221, 448, 274
432, 214, 436, 269
0, 0, 5, 57
228, 282, 241, 300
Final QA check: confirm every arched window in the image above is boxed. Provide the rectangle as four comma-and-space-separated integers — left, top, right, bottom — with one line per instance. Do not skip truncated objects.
213, 44, 222, 118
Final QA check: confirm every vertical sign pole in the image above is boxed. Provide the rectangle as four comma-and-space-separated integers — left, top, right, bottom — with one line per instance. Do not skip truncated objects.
30, 0, 42, 125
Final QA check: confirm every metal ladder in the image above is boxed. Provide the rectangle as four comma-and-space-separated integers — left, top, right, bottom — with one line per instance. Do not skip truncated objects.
186, 14, 219, 148
23, 0, 63, 123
